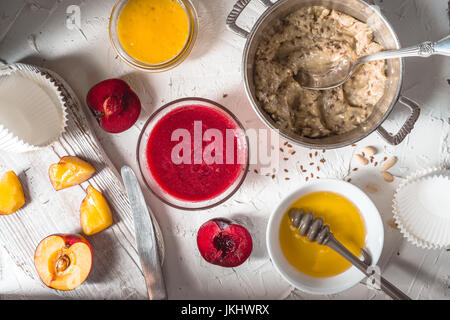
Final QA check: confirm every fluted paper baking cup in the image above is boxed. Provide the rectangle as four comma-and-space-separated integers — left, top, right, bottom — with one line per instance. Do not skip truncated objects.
393, 168, 450, 249
0, 64, 67, 152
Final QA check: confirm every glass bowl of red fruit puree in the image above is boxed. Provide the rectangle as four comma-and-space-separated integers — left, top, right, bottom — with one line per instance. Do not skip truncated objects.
137, 97, 249, 210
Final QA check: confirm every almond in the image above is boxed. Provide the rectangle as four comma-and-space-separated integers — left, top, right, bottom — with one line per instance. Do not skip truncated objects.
362, 146, 377, 157
354, 154, 368, 166
383, 171, 394, 183
382, 156, 397, 172
365, 183, 379, 193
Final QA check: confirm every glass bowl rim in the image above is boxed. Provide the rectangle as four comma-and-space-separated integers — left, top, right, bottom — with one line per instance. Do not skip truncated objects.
136, 97, 250, 210
109, 0, 199, 73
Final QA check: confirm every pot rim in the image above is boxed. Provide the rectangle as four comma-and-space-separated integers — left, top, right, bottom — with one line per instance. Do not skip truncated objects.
241, 0, 404, 149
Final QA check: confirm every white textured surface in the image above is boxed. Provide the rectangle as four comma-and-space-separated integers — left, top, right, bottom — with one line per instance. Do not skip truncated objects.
0, 0, 449, 299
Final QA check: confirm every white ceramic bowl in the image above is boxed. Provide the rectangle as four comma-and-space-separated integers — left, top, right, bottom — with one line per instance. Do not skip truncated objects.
266, 179, 384, 295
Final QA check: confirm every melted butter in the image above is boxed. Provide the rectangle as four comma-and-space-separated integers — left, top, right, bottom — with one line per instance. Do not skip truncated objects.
279, 191, 366, 278
118, 0, 190, 65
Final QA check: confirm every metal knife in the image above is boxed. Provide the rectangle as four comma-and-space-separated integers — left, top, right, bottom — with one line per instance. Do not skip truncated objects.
121, 165, 167, 300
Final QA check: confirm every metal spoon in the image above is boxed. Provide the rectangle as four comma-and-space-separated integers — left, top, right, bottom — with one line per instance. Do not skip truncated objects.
288, 208, 411, 300
298, 35, 450, 90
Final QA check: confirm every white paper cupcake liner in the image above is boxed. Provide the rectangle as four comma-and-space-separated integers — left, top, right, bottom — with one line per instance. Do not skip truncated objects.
393, 166, 450, 249
0, 63, 68, 153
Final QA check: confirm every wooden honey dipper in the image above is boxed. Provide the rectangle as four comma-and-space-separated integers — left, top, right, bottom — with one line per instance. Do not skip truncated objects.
288, 208, 411, 300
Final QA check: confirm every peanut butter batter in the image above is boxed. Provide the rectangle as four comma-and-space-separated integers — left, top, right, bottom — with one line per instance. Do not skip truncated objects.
254, 6, 387, 138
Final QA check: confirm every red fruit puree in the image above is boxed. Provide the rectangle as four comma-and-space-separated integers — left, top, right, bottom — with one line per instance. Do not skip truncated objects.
146, 105, 243, 201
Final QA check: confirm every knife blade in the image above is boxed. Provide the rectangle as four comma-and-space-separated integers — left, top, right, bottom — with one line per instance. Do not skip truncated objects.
121, 165, 167, 300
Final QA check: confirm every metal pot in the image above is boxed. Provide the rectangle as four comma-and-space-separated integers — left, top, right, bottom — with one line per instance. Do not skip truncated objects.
226, 0, 420, 149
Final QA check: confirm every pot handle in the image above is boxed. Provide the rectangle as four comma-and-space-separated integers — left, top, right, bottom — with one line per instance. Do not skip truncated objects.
226, 0, 273, 38
376, 96, 420, 145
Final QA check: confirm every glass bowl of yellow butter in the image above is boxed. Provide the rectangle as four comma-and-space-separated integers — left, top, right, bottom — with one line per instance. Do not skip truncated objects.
266, 179, 384, 295
109, 0, 198, 72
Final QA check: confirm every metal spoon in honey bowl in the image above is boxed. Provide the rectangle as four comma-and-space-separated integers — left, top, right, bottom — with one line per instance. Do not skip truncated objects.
297, 35, 450, 90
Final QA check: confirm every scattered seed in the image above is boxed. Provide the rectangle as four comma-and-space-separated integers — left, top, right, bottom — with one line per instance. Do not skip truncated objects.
361, 152, 365, 157
314, 151, 318, 156
362, 146, 377, 157
300, 165, 304, 170
322, 149, 326, 153
320, 158, 326, 163
383, 156, 388, 161
284, 157, 289, 161
388, 219, 398, 229
280, 147, 284, 152
317, 166, 320, 171
284, 141, 288, 146
309, 153, 313, 158
272, 174, 275, 179
306, 177, 309, 181
302, 170, 307, 173
288, 149, 296, 155
353, 168, 358, 171
309, 162, 314, 166
347, 178, 352, 182
382, 156, 397, 172
285, 177, 290, 180
383, 171, 394, 182
351, 144, 357, 147
316, 176, 320, 179
310, 173, 314, 178
374, 161, 378, 167
365, 183, 379, 193
287, 144, 292, 148
284, 169, 288, 173
354, 154, 368, 166
254, 169, 258, 174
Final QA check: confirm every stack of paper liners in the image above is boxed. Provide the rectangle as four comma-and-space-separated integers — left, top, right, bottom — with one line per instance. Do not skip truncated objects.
393, 167, 450, 249
0, 64, 67, 153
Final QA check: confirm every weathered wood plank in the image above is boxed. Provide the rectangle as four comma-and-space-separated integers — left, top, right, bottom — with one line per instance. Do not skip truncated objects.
0, 63, 164, 299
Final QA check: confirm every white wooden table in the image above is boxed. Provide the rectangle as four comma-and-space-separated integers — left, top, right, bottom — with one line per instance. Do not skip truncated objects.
0, 0, 449, 300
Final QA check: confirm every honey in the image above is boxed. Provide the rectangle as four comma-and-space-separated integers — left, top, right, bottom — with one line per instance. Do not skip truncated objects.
279, 191, 366, 278
117, 0, 190, 65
